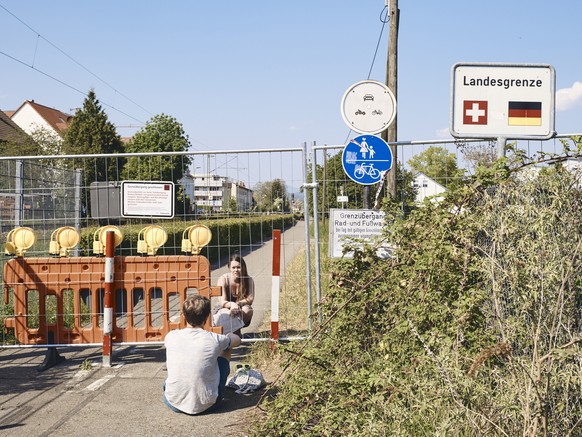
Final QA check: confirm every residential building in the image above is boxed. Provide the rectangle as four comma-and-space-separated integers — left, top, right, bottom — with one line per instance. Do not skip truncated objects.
0, 109, 27, 143
10, 100, 72, 145
226, 180, 253, 211
181, 173, 253, 212
413, 172, 446, 203
563, 158, 582, 174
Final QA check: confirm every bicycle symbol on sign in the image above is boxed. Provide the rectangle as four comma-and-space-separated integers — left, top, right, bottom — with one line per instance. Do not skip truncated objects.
354, 163, 381, 180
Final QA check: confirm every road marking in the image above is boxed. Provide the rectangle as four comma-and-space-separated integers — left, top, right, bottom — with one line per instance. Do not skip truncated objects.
85, 374, 115, 391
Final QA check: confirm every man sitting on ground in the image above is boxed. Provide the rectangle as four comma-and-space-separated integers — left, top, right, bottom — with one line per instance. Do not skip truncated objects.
164, 295, 241, 415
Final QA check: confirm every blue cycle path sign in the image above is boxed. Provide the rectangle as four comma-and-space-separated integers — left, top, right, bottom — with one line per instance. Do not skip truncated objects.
341, 135, 393, 185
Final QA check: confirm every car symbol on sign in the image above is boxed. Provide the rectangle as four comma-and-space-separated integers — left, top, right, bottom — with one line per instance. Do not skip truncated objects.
363, 94, 374, 101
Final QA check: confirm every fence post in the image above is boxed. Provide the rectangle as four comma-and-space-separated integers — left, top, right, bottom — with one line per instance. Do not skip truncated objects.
102, 230, 115, 367
270, 229, 281, 348
301, 142, 314, 331
15, 160, 23, 226
74, 169, 82, 257
497, 136, 507, 158
310, 141, 322, 324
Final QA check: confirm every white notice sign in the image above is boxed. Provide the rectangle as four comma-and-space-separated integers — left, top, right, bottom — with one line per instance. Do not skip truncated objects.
121, 181, 174, 218
328, 208, 388, 258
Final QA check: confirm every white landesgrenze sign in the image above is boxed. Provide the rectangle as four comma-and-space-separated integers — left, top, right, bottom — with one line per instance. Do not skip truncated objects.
450, 63, 555, 139
328, 208, 387, 258
121, 181, 174, 218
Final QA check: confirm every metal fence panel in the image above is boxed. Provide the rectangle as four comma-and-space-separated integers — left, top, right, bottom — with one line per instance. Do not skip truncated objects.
0, 147, 309, 347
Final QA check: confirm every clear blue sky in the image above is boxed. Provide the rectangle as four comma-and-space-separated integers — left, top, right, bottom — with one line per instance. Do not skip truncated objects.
1, 1, 581, 152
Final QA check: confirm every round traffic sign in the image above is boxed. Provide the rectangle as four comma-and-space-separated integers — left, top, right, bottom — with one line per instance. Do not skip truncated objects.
341, 135, 393, 185
340, 80, 397, 135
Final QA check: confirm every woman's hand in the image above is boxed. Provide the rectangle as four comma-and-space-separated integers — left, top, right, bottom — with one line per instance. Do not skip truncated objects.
229, 301, 241, 316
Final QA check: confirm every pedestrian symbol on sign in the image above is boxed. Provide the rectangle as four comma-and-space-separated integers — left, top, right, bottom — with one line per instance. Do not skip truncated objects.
357, 137, 369, 158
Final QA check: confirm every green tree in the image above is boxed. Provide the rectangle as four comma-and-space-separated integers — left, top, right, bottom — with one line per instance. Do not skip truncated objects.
123, 114, 192, 216
312, 151, 417, 214
392, 162, 417, 212
62, 89, 125, 183
123, 114, 191, 182
0, 129, 40, 195
226, 197, 238, 212
253, 179, 289, 212
313, 151, 365, 211
28, 126, 63, 156
458, 141, 497, 172
0, 130, 41, 157
408, 145, 464, 188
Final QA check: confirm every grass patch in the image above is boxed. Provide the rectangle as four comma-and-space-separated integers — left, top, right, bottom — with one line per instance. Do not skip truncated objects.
251, 222, 331, 376
258, 245, 313, 336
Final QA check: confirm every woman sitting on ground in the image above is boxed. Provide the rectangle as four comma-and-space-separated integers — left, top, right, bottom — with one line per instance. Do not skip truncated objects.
217, 254, 255, 329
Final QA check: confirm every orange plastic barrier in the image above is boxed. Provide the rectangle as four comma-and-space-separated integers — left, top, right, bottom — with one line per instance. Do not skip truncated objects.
3, 255, 222, 345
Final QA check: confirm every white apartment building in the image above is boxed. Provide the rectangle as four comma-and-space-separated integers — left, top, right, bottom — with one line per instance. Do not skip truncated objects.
181, 173, 253, 212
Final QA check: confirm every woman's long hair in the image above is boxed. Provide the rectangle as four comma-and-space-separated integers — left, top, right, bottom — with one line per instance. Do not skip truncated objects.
230, 253, 251, 300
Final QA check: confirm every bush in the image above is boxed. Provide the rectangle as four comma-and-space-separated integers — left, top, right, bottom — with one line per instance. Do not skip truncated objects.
253, 159, 582, 436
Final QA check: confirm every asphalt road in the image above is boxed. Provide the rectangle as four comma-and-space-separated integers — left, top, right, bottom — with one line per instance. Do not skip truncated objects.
0, 221, 306, 437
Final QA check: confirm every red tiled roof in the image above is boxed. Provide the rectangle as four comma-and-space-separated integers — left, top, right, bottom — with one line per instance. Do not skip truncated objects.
12, 100, 73, 134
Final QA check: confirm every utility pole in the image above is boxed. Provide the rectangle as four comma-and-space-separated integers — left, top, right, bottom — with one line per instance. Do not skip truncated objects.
381, 0, 399, 199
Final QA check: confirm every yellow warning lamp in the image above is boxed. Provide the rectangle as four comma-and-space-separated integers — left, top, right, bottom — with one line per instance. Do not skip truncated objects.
181, 224, 212, 255
93, 225, 123, 255
137, 225, 168, 256
49, 226, 80, 257
5, 226, 36, 257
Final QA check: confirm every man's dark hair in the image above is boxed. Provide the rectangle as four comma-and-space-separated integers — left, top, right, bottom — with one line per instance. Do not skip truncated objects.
182, 295, 211, 327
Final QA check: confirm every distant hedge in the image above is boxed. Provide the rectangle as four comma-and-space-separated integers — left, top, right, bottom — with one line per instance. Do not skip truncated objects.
78, 213, 298, 264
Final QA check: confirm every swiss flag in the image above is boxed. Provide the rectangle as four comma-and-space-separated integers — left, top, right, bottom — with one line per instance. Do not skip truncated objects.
463, 100, 488, 125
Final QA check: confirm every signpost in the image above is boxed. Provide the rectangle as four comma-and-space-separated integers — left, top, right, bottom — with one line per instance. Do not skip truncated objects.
333, 80, 396, 258
450, 63, 555, 140
341, 134, 393, 185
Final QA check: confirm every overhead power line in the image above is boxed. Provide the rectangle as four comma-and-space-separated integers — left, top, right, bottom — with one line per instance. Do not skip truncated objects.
344, 5, 390, 145
0, 3, 151, 123
0, 48, 146, 125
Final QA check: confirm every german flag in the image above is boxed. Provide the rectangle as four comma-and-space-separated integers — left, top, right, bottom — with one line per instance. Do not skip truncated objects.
508, 101, 542, 126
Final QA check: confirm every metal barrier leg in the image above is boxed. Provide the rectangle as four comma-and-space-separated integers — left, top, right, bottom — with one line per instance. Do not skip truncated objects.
38, 331, 66, 372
